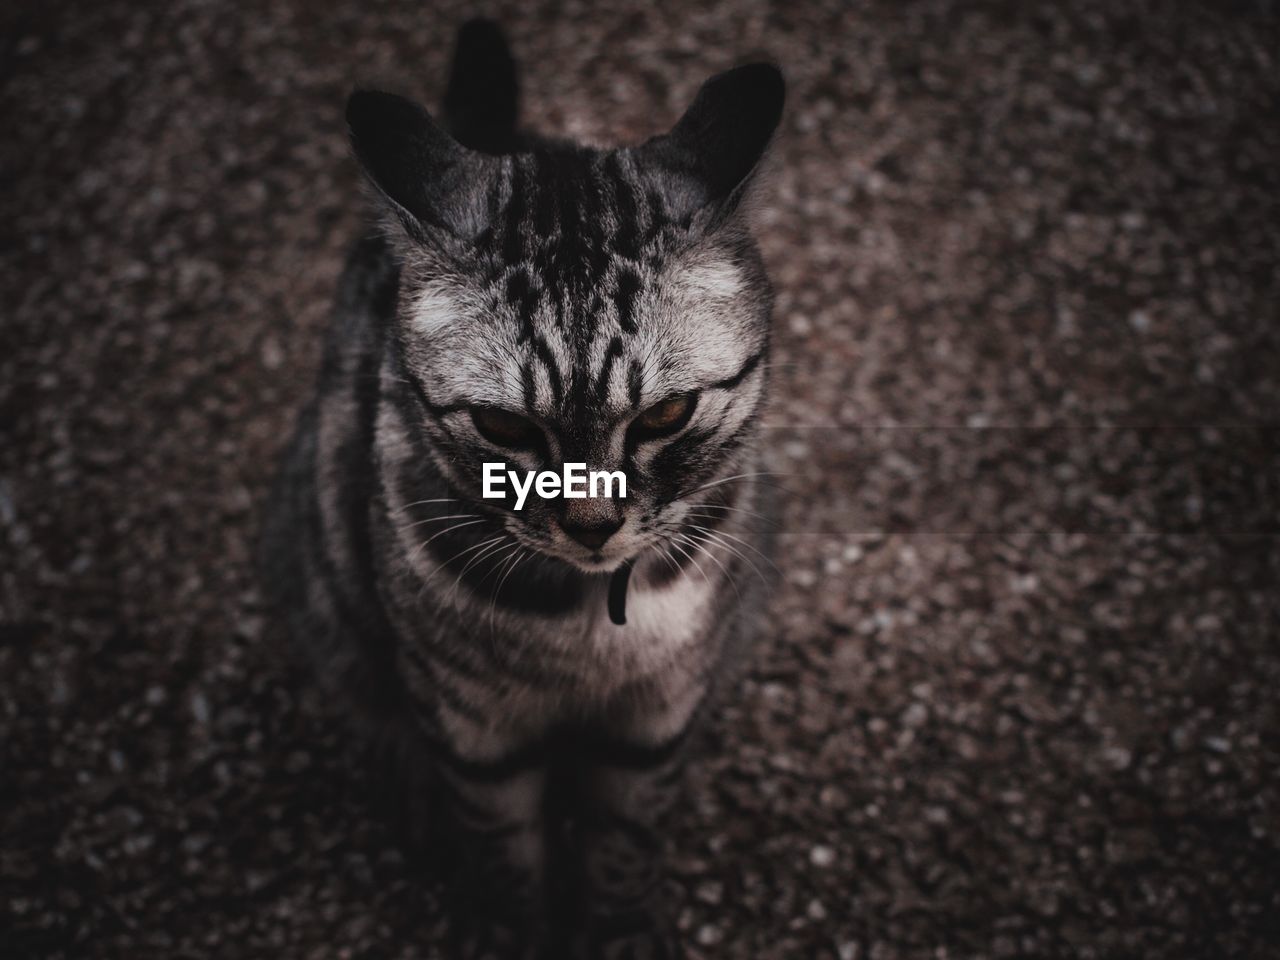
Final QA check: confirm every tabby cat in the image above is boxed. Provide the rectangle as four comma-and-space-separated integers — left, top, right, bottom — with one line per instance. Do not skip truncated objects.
263, 19, 784, 960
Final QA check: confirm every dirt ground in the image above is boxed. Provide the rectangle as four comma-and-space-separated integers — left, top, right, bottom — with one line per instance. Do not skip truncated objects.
3, 1, 1278, 957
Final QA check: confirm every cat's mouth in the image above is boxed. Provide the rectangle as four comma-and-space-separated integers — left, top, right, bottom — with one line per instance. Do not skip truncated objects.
543, 523, 646, 574
507, 524, 642, 575
571, 550, 631, 573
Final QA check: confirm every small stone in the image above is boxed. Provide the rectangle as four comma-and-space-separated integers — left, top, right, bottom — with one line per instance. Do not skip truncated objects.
190, 691, 210, 726
695, 880, 722, 905
1102, 746, 1132, 771
791, 568, 818, 588
809, 844, 836, 868
901, 702, 928, 729
696, 924, 722, 946
261, 337, 284, 370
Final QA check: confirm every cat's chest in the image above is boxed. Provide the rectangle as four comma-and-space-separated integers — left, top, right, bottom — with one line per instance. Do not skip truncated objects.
502, 564, 721, 701
413, 555, 736, 755
596, 568, 717, 666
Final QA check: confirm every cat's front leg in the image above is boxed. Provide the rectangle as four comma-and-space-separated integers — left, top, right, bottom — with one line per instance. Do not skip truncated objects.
433, 742, 549, 960
568, 753, 686, 959
561, 699, 702, 960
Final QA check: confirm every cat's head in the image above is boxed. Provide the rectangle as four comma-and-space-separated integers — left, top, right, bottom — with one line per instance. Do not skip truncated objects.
348, 64, 784, 573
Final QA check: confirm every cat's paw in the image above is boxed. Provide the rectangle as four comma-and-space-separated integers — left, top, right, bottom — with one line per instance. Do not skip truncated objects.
451, 920, 543, 960
565, 911, 684, 960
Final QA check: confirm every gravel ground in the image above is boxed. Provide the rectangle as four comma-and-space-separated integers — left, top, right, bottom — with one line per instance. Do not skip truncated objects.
3, 1, 1279, 958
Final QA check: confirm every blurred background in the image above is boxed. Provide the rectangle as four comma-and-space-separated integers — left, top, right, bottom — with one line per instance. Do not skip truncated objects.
2, 1, 1278, 957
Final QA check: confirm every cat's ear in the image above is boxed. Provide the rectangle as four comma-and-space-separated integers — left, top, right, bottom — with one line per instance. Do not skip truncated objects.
638, 63, 785, 231
346, 89, 499, 243
442, 18, 520, 154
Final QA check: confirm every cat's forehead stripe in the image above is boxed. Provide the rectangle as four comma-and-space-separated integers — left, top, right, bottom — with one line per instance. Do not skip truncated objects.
612, 265, 642, 335
594, 336, 624, 408
531, 335, 565, 406
627, 358, 643, 410
480, 147, 680, 347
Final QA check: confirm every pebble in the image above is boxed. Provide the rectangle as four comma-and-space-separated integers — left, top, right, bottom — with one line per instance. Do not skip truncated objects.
809, 845, 836, 868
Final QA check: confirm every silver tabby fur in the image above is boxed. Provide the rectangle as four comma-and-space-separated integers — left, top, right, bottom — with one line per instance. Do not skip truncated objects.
262, 20, 784, 960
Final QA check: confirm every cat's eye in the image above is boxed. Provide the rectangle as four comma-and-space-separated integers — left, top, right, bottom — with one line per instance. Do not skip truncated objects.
630, 391, 698, 442
470, 407, 544, 450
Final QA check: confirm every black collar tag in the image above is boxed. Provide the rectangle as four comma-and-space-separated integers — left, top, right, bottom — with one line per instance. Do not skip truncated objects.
607, 560, 634, 625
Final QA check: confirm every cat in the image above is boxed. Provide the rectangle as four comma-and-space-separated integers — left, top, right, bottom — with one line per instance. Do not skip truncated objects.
262, 19, 784, 960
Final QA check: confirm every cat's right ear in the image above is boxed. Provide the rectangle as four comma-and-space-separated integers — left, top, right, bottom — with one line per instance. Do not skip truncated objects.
637, 63, 786, 232
346, 89, 499, 245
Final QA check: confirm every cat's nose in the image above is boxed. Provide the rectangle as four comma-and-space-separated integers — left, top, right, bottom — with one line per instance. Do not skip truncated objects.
559, 500, 624, 550
559, 514, 623, 550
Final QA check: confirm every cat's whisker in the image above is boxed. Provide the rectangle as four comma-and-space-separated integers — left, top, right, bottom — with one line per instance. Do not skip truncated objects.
686, 522, 778, 577
406, 518, 489, 569
684, 504, 778, 528
483, 539, 523, 582
464, 540, 522, 634
488, 546, 528, 636
427, 533, 506, 584
668, 537, 712, 588
446, 535, 515, 606
674, 532, 741, 602
396, 496, 465, 513
466, 540, 522, 629
654, 545, 682, 576
474, 540, 522, 598
676, 471, 790, 501
421, 533, 509, 608
402, 512, 481, 529
686, 529, 768, 589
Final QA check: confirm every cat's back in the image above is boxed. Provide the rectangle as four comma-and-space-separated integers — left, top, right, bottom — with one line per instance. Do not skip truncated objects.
259, 233, 408, 720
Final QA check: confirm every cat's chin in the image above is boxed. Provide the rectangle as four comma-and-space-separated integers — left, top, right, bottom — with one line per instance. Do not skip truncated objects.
565, 553, 631, 575
511, 540, 633, 575
555, 542, 650, 575
520, 535, 646, 575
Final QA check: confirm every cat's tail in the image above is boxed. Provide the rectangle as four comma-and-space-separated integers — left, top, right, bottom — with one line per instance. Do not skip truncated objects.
442, 18, 520, 154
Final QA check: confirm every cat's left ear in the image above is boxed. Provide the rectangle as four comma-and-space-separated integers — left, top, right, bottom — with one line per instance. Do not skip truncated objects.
346, 89, 500, 245
637, 63, 785, 231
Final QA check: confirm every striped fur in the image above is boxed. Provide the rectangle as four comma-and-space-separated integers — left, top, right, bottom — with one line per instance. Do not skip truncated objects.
263, 21, 783, 959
